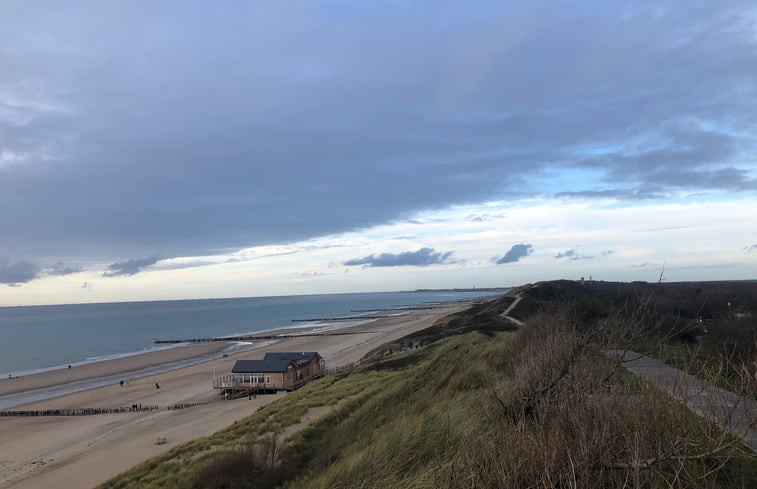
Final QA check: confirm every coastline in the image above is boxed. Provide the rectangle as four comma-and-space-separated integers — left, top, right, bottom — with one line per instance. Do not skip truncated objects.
0, 290, 495, 377
0, 342, 231, 399
0, 318, 388, 404
0, 304, 467, 489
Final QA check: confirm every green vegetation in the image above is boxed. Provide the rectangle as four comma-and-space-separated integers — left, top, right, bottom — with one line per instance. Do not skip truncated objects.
649, 334, 757, 399
362, 294, 517, 361
512, 280, 757, 398
98, 369, 395, 489
100, 286, 757, 489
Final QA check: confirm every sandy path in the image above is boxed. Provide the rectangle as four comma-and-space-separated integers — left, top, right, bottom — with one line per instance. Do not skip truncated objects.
0, 305, 463, 489
499, 293, 523, 326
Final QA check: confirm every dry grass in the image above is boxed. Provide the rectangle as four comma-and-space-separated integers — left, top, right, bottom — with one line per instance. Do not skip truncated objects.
470, 305, 756, 489
193, 436, 291, 489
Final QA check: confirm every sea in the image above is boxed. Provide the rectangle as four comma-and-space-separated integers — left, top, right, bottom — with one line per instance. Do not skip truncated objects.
0, 290, 501, 379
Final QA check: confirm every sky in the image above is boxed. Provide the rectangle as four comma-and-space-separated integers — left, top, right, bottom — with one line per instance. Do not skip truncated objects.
1, 1, 756, 306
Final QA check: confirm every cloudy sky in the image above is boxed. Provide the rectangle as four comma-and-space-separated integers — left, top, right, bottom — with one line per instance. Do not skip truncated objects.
1, 1, 756, 306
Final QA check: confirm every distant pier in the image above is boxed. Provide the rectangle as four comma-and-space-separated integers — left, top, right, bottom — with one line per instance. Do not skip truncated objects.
154, 299, 469, 345
350, 306, 437, 312
291, 315, 392, 322
154, 330, 376, 344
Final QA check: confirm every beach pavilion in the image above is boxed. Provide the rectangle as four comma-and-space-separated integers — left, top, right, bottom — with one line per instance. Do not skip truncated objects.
214, 352, 325, 396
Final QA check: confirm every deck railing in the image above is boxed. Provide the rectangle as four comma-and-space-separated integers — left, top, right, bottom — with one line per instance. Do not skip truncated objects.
213, 373, 270, 390
213, 370, 325, 392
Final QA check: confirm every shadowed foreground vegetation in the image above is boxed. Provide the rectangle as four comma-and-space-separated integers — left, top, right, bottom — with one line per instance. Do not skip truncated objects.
100, 285, 757, 489
512, 280, 757, 398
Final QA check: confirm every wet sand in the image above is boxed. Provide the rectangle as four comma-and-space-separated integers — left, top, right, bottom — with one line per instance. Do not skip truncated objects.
0, 305, 463, 489
0, 342, 230, 397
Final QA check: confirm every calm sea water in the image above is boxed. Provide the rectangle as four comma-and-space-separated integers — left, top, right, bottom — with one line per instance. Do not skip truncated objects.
0, 290, 501, 377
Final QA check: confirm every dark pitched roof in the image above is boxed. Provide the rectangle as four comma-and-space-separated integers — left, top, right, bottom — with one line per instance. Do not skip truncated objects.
231, 352, 322, 373
232, 359, 290, 373
263, 351, 321, 367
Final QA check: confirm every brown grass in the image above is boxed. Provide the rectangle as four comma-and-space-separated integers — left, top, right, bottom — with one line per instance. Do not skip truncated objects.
470, 305, 755, 488
192, 434, 292, 489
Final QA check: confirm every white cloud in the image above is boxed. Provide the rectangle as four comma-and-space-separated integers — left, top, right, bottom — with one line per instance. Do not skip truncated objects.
0, 149, 29, 168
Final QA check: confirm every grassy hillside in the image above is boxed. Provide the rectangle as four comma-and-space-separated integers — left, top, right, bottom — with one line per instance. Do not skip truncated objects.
100, 289, 757, 489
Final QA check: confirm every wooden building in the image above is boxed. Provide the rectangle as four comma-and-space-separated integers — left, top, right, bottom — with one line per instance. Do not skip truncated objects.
213, 352, 325, 397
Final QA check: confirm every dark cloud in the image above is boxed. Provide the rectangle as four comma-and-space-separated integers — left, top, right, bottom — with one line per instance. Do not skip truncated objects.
47, 263, 82, 276
494, 244, 533, 264
344, 248, 454, 267
1, 1, 756, 264
0, 259, 40, 285
555, 249, 593, 260
104, 255, 163, 277
0, 259, 81, 285
746, 245, 757, 252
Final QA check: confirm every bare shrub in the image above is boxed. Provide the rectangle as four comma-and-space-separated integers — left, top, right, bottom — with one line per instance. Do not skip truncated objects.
700, 317, 757, 396
492, 306, 587, 423
471, 385, 742, 488
475, 306, 754, 489
589, 291, 704, 352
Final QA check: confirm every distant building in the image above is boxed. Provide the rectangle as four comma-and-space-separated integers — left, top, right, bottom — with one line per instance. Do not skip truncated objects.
214, 352, 325, 396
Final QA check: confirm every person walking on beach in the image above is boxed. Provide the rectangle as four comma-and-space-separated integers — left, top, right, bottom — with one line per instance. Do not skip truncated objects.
155, 382, 160, 389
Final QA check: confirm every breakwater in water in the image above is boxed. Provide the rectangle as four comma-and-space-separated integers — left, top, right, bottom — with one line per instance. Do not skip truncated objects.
1, 290, 502, 377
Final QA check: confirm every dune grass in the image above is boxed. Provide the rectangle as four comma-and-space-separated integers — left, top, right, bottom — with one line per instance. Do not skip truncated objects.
97, 366, 399, 489
279, 331, 511, 489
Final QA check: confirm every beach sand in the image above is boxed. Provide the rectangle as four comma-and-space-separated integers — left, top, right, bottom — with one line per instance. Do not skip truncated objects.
0, 305, 463, 489
0, 342, 230, 397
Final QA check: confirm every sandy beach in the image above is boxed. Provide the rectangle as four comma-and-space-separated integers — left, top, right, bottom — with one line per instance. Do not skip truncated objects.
0, 305, 463, 489
0, 342, 230, 398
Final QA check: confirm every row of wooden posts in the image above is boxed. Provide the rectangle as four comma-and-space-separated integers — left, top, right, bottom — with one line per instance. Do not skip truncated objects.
0, 402, 209, 417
